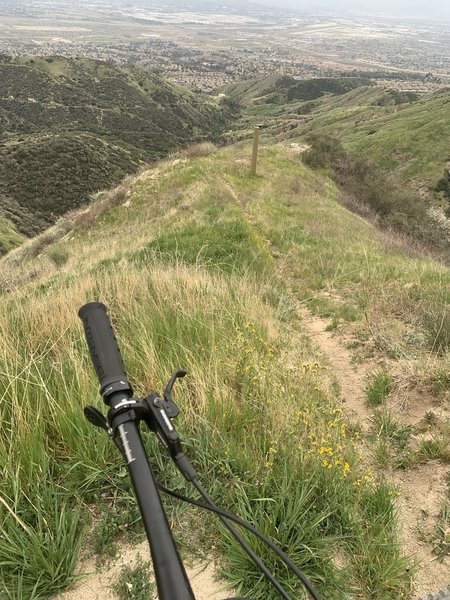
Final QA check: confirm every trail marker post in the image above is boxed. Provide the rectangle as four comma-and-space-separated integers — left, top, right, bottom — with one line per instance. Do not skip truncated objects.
251, 126, 260, 176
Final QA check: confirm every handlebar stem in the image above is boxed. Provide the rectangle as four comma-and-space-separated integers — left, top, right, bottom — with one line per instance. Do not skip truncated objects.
108, 394, 195, 600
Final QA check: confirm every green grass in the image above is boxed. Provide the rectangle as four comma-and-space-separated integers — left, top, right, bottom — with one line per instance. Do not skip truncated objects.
46, 247, 69, 267
432, 503, 450, 560
3, 142, 449, 599
344, 92, 450, 184
417, 437, 450, 463
0, 489, 84, 599
0, 216, 26, 256
222, 146, 449, 356
370, 409, 414, 470
366, 371, 393, 407
136, 220, 270, 276
112, 555, 154, 600
1, 260, 405, 599
227, 76, 450, 188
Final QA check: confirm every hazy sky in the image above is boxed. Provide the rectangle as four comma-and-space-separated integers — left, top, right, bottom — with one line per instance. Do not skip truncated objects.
254, 0, 450, 20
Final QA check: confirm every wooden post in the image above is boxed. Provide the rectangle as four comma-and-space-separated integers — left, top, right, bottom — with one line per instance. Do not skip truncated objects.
250, 126, 259, 176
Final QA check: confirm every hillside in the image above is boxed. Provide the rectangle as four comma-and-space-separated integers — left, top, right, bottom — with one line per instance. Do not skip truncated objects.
0, 142, 448, 600
223, 75, 450, 191
0, 214, 25, 256
221, 74, 372, 105
0, 55, 234, 238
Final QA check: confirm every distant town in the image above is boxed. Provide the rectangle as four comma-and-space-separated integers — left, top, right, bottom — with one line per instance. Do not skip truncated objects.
1, 0, 449, 92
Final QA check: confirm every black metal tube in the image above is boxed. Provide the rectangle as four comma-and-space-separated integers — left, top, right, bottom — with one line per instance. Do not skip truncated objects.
114, 417, 195, 600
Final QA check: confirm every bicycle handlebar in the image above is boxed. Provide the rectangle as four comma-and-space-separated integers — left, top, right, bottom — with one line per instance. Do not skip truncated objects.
78, 302, 133, 403
78, 303, 318, 600
78, 302, 195, 600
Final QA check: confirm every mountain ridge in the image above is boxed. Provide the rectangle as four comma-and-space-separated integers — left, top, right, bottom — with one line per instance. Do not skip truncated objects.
0, 55, 234, 246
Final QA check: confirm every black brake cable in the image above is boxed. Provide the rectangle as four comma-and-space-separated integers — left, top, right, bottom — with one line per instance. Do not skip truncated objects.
192, 477, 293, 600
158, 482, 322, 600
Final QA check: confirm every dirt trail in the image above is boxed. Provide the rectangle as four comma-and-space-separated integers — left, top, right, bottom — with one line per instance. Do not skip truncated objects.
56, 540, 230, 600
229, 144, 449, 598
58, 158, 448, 599
227, 153, 449, 598
296, 306, 374, 428
296, 305, 450, 599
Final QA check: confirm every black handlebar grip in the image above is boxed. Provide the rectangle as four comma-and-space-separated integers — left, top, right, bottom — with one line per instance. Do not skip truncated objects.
78, 302, 133, 403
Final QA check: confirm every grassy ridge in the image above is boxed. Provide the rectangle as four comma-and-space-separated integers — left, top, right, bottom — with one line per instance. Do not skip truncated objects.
220, 74, 370, 105
2, 144, 449, 599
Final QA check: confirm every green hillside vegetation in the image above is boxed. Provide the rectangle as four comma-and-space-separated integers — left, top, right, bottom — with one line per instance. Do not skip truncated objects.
302, 133, 450, 258
0, 132, 142, 236
300, 89, 450, 187
0, 215, 25, 256
221, 74, 371, 108
224, 75, 450, 189
1, 142, 449, 599
0, 55, 234, 237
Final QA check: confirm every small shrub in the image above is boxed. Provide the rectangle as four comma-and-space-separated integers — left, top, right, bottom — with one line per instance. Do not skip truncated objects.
366, 371, 393, 407
47, 247, 69, 267
417, 437, 450, 462
105, 182, 129, 207
431, 370, 450, 391
90, 496, 142, 563
418, 304, 450, 355
68, 181, 131, 231
325, 315, 340, 331
176, 142, 216, 159
435, 174, 450, 200
372, 410, 412, 448
112, 555, 154, 600
302, 134, 346, 169
303, 133, 450, 254
26, 230, 60, 259
433, 504, 450, 560
374, 438, 391, 468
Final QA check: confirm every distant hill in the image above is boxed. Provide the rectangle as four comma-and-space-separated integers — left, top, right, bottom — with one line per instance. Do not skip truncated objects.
220, 74, 372, 106
0, 55, 234, 239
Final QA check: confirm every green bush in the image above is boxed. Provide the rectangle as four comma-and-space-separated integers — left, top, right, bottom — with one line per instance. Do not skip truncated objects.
113, 555, 154, 600
47, 247, 69, 267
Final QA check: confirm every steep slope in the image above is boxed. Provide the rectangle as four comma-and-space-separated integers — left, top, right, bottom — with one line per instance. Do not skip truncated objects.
0, 143, 448, 600
0, 55, 233, 237
0, 214, 25, 256
300, 88, 450, 187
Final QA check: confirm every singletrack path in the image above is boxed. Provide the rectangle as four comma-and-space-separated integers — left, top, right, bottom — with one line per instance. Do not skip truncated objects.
56, 540, 228, 600
294, 304, 450, 599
